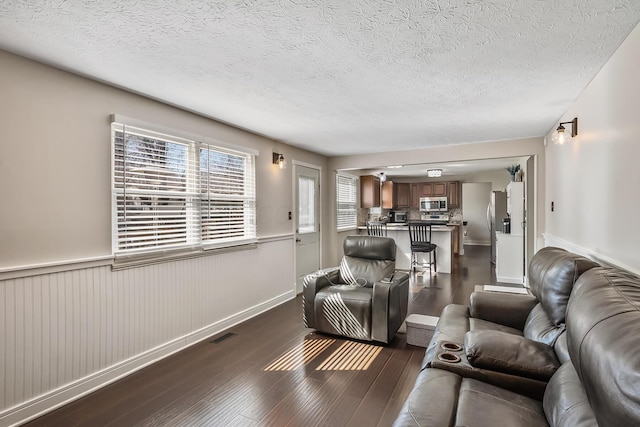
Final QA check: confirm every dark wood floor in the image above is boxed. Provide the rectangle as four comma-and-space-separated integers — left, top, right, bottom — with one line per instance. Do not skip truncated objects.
25, 245, 499, 427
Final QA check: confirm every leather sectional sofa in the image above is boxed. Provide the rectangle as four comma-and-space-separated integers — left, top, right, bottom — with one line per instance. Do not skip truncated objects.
393, 247, 640, 426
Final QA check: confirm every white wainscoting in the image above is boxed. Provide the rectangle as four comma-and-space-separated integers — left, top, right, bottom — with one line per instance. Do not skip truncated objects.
0, 237, 294, 427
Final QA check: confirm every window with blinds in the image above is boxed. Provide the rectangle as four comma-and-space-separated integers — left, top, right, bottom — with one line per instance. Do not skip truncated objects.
336, 173, 358, 231
112, 121, 256, 256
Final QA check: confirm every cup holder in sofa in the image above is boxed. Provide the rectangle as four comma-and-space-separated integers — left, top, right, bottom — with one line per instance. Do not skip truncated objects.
440, 342, 463, 352
437, 352, 461, 363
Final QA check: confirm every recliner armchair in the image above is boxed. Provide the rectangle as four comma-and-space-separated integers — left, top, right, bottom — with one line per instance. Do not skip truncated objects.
303, 235, 410, 343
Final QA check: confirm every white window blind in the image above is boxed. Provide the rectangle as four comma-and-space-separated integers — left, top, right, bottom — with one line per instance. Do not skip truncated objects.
199, 145, 256, 245
112, 121, 256, 256
336, 173, 358, 231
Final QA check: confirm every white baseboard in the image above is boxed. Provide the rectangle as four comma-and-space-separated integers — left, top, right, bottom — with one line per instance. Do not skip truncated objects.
497, 275, 525, 284
2, 290, 295, 427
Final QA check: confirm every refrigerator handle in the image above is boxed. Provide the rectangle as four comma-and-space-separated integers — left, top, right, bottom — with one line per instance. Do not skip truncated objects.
486, 204, 491, 232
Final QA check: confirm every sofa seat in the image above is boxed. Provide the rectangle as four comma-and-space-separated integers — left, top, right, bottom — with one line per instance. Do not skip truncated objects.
393, 368, 548, 427
314, 285, 373, 340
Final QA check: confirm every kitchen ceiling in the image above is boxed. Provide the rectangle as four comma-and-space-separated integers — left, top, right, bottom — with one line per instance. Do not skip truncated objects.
355, 156, 527, 178
2, 1, 640, 156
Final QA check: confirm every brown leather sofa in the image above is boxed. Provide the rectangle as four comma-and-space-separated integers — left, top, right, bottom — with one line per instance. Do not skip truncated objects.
394, 249, 640, 426
419, 247, 598, 399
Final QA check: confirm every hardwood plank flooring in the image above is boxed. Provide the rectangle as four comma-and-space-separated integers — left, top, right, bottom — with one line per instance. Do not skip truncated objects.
24, 245, 498, 427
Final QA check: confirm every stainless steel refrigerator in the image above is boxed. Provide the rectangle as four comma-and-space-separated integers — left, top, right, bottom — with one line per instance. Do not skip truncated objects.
487, 191, 508, 264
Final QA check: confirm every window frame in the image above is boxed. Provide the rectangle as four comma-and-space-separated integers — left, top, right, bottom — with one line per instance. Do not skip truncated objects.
111, 115, 257, 263
336, 173, 358, 231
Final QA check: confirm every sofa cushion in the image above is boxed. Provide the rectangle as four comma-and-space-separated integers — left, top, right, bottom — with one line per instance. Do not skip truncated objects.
543, 362, 597, 427
523, 303, 564, 346
339, 236, 396, 287
392, 368, 548, 427
566, 267, 640, 427
343, 235, 396, 260
339, 255, 395, 287
528, 248, 598, 326
314, 285, 372, 340
470, 317, 524, 336
465, 330, 560, 381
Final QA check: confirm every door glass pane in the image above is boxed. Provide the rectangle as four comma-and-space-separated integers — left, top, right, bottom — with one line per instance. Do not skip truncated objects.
298, 176, 316, 233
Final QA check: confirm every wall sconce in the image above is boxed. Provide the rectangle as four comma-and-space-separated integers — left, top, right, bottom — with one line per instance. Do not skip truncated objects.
427, 169, 442, 178
552, 117, 578, 145
272, 152, 285, 169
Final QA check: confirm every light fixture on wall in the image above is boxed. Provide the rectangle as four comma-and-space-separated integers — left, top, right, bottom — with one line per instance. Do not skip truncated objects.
427, 169, 442, 178
552, 117, 578, 145
379, 172, 387, 182
272, 152, 285, 169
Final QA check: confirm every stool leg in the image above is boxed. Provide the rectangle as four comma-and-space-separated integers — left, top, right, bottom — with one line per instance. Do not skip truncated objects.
434, 249, 437, 273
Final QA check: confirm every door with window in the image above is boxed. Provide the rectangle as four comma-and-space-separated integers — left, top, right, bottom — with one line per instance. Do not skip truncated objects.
295, 164, 321, 294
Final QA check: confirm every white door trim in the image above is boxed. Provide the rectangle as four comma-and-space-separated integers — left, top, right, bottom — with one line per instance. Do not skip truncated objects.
292, 161, 323, 294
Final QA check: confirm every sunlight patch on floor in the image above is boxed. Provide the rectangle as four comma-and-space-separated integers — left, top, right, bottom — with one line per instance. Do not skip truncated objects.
264, 339, 335, 371
316, 341, 382, 371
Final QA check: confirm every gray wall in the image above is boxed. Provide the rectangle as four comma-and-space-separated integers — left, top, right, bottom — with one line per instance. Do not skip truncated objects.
0, 50, 329, 269
543, 22, 640, 274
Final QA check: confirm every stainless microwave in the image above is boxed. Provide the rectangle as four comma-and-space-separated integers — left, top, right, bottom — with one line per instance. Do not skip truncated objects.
390, 211, 408, 223
419, 197, 448, 212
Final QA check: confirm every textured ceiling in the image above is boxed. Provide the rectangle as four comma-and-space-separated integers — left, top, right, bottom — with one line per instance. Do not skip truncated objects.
2, 1, 640, 156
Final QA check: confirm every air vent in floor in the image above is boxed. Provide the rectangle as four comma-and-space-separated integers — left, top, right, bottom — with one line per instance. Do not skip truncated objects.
210, 332, 236, 343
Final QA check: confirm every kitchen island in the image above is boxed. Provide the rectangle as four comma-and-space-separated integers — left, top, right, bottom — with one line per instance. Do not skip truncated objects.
357, 224, 453, 273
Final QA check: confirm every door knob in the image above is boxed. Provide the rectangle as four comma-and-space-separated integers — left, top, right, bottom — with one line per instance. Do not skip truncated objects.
296, 238, 301, 242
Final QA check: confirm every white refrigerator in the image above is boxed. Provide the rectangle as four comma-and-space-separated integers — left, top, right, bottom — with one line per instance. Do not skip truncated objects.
487, 191, 507, 264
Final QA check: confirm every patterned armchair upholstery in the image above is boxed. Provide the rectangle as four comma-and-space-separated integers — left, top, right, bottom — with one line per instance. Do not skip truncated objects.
303, 235, 410, 343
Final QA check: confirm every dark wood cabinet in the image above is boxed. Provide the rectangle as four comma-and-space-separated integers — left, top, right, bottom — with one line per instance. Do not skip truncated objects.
360, 175, 380, 208
418, 182, 447, 197
393, 183, 411, 208
382, 181, 394, 209
447, 181, 460, 208
452, 224, 460, 255
419, 183, 434, 196
410, 183, 421, 208
433, 182, 447, 196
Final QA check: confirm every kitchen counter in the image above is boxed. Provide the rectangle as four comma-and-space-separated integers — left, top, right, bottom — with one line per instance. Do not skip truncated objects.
356, 224, 453, 273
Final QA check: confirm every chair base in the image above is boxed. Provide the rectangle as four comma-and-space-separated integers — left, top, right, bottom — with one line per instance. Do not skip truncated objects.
411, 250, 437, 275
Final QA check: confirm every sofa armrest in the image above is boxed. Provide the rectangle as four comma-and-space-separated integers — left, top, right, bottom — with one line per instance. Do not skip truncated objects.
430, 341, 548, 400
302, 267, 340, 328
465, 330, 560, 381
470, 291, 538, 330
371, 272, 410, 343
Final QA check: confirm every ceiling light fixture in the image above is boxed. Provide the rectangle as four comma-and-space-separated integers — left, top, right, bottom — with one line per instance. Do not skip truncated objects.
272, 152, 285, 169
552, 117, 578, 145
379, 172, 387, 182
386, 165, 403, 169
427, 169, 442, 178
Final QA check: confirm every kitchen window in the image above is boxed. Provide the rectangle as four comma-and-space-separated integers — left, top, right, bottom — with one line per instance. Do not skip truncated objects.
336, 173, 358, 231
111, 116, 256, 260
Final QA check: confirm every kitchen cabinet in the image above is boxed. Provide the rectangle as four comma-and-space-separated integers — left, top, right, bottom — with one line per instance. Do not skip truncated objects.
452, 224, 460, 255
447, 181, 460, 208
393, 183, 411, 208
381, 181, 394, 209
420, 182, 447, 197
409, 181, 450, 208
360, 175, 380, 208
433, 182, 447, 196
410, 184, 421, 208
